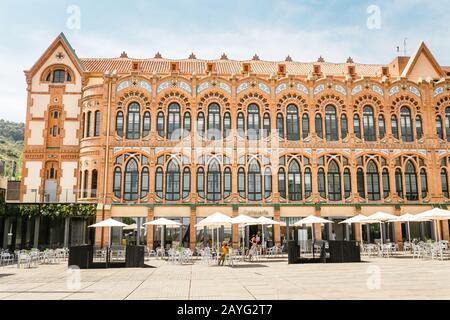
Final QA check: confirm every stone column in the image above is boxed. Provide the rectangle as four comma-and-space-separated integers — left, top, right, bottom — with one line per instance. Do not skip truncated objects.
63, 217, 70, 248
33, 217, 40, 249
3, 218, 9, 249
314, 206, 322, 240
440, 220, 449, 241
189, 207, 197, 250
394, 206, 403, 249
146, 207, 154, 249
274, 206, 281, 246
232, 205, 239, 249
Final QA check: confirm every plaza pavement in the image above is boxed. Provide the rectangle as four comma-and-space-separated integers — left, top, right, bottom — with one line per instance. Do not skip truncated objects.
0, 257, 449, 300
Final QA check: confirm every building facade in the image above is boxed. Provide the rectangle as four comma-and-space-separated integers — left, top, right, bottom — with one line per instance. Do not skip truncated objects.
19, 33, 450, 249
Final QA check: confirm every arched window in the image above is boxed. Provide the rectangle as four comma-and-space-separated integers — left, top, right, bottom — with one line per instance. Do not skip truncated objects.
197, 112, 205, 137
341, 114, 348, 139
182, 167, 190, 199
238, 167, 246, 198
378, 115, 385, 139
400, 107, 413, 142
86, 111, 92, 138
382, 169, 390, 199
416, 115, 423, 140
113, 167, 121, 198
263, 113, 271, 138
353, 114, 361, 139
405, 161, 418, 200
207, 103, 221, 140
197, 167, 205, 199
207, 160, 221, 201
288, 160, 302, 201
276, 113, 284, 139
126, 103, 140, 139
287, 105, 300, 140
94, 111, 100, 137
184, 112, 191, 133
446, 107, 450, 141
142, 112, 151, 137
223, 112, 231, 138
237, 112, 245, 137
304, 168, 312, 198
82, 113, 86, 138
327, 160, 341, 200
141, 167, 149, 198
157, 112, 165, 137
224, 167, 231, 198
366, 161, 380, 200
247, 104, 260, 140
52, 69, 66, 83
315, 114, 323, 138
264, 167, 272, 199
344, 168, 351, 198
420, 169, 428, 199
325, 105, 338, 141
167, 103, 181, 139
363, 106, 376, 141
124, 159, 139, 201
395, 168, 403, 198
357, 168, 365, 198
441, 168, 449, 198
91, 169, 98, 198
436, 115, 444, 140
248, 160, 262, 200
278, 168, 286, 199
318, 168, 326, 198
166, 160, 180, 201
302, 113, 310, 139
155, 167, 163, 198
391, 115, 399, 139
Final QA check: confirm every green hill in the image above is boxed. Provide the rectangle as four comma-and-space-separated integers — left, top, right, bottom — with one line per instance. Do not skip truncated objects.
0, 119, 24, 179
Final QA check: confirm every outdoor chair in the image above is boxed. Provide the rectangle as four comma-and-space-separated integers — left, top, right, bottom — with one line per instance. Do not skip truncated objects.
0, 252, 13, 266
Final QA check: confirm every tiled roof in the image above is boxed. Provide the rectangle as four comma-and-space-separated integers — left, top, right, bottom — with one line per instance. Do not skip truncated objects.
79, 58, 384, 77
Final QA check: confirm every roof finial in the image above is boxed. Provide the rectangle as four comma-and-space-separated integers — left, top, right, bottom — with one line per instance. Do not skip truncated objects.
220, 53, 228, 60
120, 51, 128, 58
154, 52, 162, 59
252, 54, 260, 61
317, 56, 325, 62
346, 56, 354, 63
285, 55, 292, 62
188, 52, 197, 59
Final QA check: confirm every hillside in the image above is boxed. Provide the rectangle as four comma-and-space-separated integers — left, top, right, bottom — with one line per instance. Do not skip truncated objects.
0, 119, 24, 179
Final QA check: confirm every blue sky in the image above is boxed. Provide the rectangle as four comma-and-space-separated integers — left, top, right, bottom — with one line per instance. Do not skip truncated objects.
1, 0, 449, 122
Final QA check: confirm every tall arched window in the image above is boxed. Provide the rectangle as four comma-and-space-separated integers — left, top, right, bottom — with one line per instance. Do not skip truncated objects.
325, 105, 338, 141
197, 112, 205, 137
446, 107, 450, 141
53, 69, 66, 83
315, 114, 323, 138
94, 111, 100, 137
207, 160, 221, 201
327, 160, 341, 200
113, 167, 121, 198
86, 111, 92, 138
183, 112, 191, 135
363, 106, 376, 141
238, 168, 246, 198
276, 113, 284, 139
167, 103, 181, 139
344, 168, 351, 198
288, 160, 302, 201
90, 169, 98, 198
155, 167, 164, 198
405, 161, 418, 200
82, 113, 86, 138
157, 112, 165, 137
223, 112, 231, 138
318, 168, 326, 198
237, 112, 245, 137
264, 167, 272, 199
382, 169, 390, 199
356, 168, 364, 198
400, 107, 413, 142
416, 115, 423, 140
141, 167, 149, 198
124, 159, 139, 201
378, 115, 385, 139
197, 167, 205, 199
207, 103, 221, 140
286, 105, 299, 140
182, 167, 190, 199
304, 168, 312, 198
248, 160, 262, 201
247, 104, 260, 140
395, 168, 403, 198
341, 114, 348, 140
166, 160, 180, 201
420, 169, 428, 199
441, 168, 449, 198
436, 115, 444, 139
391, 115, 399, 139
142, 112, 151, 137
116, 111, 124, 137
353, 114, 361, 139
366, 161, 380, 200
302, 113, 309, 139
224, 167, 231, 198
278, 168, 286, 199
126, 103, 140, 139
263, 113, 270, 138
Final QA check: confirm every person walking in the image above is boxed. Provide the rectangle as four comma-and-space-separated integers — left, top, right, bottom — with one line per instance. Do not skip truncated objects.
218, 241, 229, 266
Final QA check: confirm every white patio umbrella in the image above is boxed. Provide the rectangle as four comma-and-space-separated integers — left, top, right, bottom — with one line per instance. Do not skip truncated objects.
415, 208, 450, 241
89, 218, 129, 248
339, 214, 368, 245
122, 223, 146, 231
388, 213, 430, 242
195, 212, 233, 251
360, 212, 398, 246
293, 215, 333, 242
144, 218, 181, 250
255, 216, 281, 249
231, 215, 259, 251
